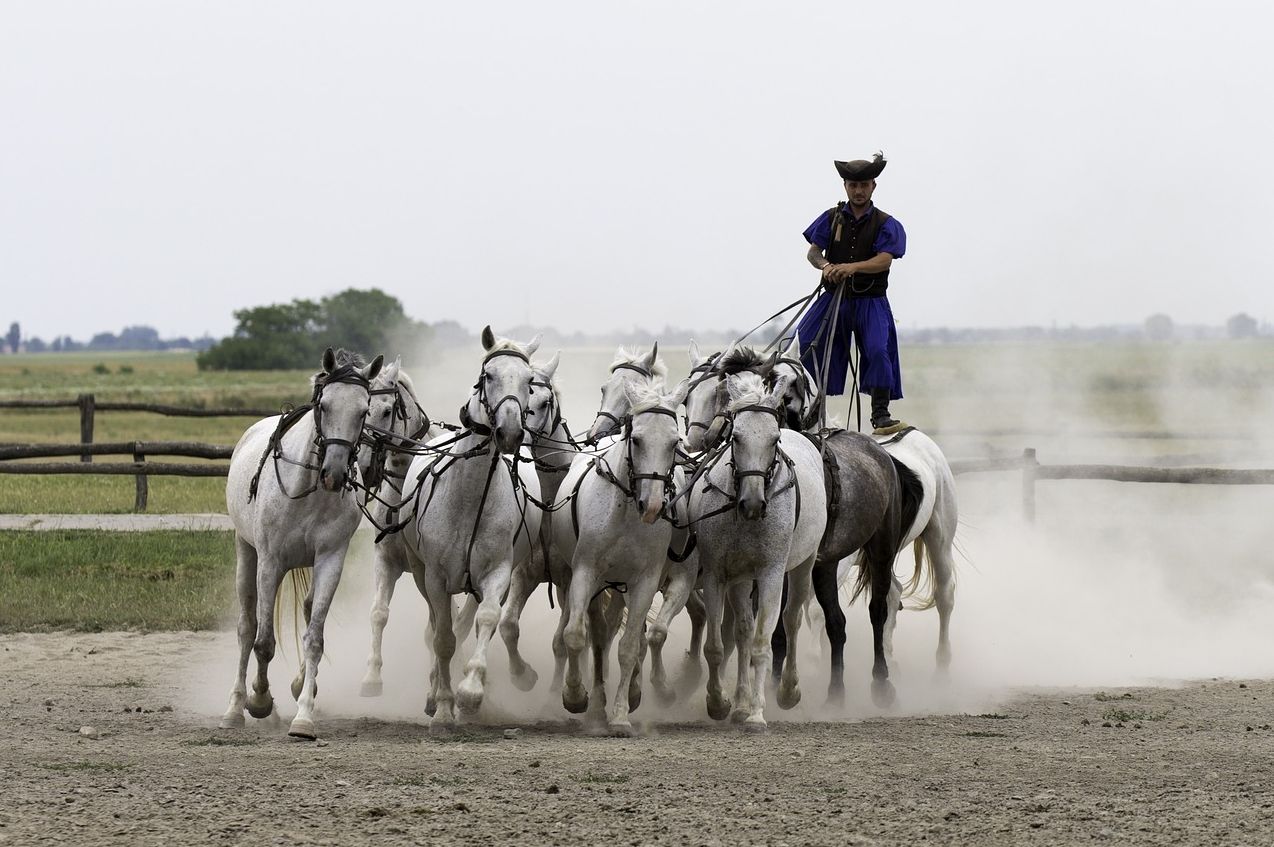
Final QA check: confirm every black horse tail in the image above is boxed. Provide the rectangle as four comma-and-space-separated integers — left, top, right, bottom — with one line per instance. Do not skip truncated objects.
849, 457, 924, 607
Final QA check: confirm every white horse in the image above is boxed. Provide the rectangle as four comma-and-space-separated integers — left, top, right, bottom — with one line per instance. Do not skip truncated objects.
688, 371, 828, 729
354, 359, 443, 698
220, 347, 384, 739
497, 352, 579, 693
552, 379, 688, 734
397, 327, 542, 733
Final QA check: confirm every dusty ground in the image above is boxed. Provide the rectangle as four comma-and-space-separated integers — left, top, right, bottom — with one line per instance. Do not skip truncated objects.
1, 631, 1271, 846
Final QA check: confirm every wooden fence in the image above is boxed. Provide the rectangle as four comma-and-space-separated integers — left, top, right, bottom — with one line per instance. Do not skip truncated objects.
954, 448, 1274, 521
0, 395, 276, 462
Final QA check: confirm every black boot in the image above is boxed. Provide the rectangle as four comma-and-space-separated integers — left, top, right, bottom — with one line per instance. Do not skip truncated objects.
870, 388, 900, 432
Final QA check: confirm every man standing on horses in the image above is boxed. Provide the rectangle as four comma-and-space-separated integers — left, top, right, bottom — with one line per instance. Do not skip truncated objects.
796, 152, 907, 433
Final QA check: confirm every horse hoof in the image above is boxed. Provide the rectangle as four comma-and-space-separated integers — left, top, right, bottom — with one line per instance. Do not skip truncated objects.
562, 685, 589, 715
706, 695, 732, 722
245, 694, 274, 720
510, 665, 539, 693
287, 718, 317, 740
776, 684, 802, 711
456, 680, 485, 715
652, 683, 677, 708
742, 716, 768, 733
429, 717, 455, 737
608, 721, 636, 738
424, 696, 437, 718
729, 708, 750, 724
678, 660, 703, 691
359, 680, 383, 698
218, 712, 245, 730
871, 678, 897, 709
825, 686, 846, 709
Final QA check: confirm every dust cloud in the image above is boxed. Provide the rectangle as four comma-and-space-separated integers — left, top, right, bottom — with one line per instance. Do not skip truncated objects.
187, 338, 1274, 728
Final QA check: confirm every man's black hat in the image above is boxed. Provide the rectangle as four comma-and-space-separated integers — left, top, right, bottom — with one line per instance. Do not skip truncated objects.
834, 152, 886, 181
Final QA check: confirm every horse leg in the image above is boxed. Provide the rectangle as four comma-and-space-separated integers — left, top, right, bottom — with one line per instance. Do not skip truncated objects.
679, 588, 707, 692
245, 557, 283, 721
720, 589, 737, 666
726, 580, 755, 725
582, 593, 621, 731
866, 541, 897, 708
290, 578, 315, 702
927, 531, 958, 676
777, 557, 815, 711
812, 559, 848, 706
649, 565, 696, 705
359, 549, 403, 697
453, 594, 479, 648
288, 548, 347, 739
701, 578, 730, 721
743, 568, 784, 730
610, 579, 660, 735
561, 570, 597, 715
769, 574, 789, 685
220, 536, 257, 729
456, 561, 514, 716
499, 559, 540, 691
549, 579, 570, 693
424, 573, 458, 734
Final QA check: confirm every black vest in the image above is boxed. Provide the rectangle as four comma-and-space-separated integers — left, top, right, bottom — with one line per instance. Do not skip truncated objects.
825, 203, 891, 297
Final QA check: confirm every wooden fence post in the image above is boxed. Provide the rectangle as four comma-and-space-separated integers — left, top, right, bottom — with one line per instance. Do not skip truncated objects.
1021, 447, 1038, 522
78, 393, 95, 463
133, 441, 148, 512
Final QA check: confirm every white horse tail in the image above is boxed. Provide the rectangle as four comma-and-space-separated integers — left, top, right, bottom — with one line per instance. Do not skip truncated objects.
901, 539, 937, 612
272, 567, 314, 662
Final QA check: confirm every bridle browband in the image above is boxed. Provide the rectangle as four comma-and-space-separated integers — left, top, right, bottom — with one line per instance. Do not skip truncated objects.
591, 360, 655, 440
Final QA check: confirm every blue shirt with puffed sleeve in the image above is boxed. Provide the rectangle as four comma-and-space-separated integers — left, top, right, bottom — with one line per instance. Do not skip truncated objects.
802, 204, 906, 258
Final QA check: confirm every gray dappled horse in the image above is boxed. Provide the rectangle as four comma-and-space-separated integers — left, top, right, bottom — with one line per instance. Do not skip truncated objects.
220, 348, 384, 739
687, 371, 828, 728
396, 328, 542, 733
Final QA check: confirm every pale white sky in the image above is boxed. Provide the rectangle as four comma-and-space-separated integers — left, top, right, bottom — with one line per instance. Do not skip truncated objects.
2, 0, 1271, 341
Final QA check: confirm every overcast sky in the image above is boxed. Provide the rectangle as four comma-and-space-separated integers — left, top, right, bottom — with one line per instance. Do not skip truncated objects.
2, 0, 1271, 341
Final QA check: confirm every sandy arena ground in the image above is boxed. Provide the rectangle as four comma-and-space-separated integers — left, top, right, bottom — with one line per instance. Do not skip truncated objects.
2, 630, 1271, 846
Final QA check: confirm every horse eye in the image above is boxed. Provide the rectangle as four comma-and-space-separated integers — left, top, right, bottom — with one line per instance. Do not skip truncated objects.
380, 408, 390, 417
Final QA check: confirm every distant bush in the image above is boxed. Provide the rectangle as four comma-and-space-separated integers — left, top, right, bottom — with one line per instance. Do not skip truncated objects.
118, 365, 134, 375
92, 363, 110, 375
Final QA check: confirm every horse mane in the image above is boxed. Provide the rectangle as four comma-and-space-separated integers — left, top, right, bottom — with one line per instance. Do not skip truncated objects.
725, 371, 768, 412
720, 345, 768, 375
628, 380, 674, 414
611, 347, 667, 380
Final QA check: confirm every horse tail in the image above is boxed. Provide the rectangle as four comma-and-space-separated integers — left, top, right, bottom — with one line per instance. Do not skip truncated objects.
272, 567, 313, 662
902, 539, 937, 611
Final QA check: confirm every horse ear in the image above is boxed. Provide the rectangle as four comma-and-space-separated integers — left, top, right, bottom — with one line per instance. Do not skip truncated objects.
481, 326, 496, 351
766, 373, 793, 407
364, 354, 386, 383
380, 355, 402, 385
538, 351, 561, 380
669, 377, 691, 408
525, 333, 542, 356
782, 333, 800, 359
688, 339, 704, 368
724, 373, 745, 402
322, 347, 336, 374
760, 351, 779, 380
641, 341, 659, 372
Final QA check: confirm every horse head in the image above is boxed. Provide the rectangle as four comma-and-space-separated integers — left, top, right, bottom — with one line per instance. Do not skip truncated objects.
313, 347, 384, 492
589, 342, 663, 443
724, 370, 791, 521
463, 326, 539, 454
770, 334, 818, 431
622, 378, 689, 524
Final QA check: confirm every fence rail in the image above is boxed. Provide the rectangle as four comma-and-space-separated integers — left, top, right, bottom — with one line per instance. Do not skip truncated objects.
0, 394, 278, 463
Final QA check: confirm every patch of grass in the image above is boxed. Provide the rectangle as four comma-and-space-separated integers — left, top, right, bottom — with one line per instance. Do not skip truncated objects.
973, 713, 1009, 720
0, 530, 235, 631
963, 731, 1008, 738
1093, 691, 1135, 702
573, 772, 631, 784
40, 761, 132, 772
1102, 707, 1167, 723
181, 736, 258, 747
